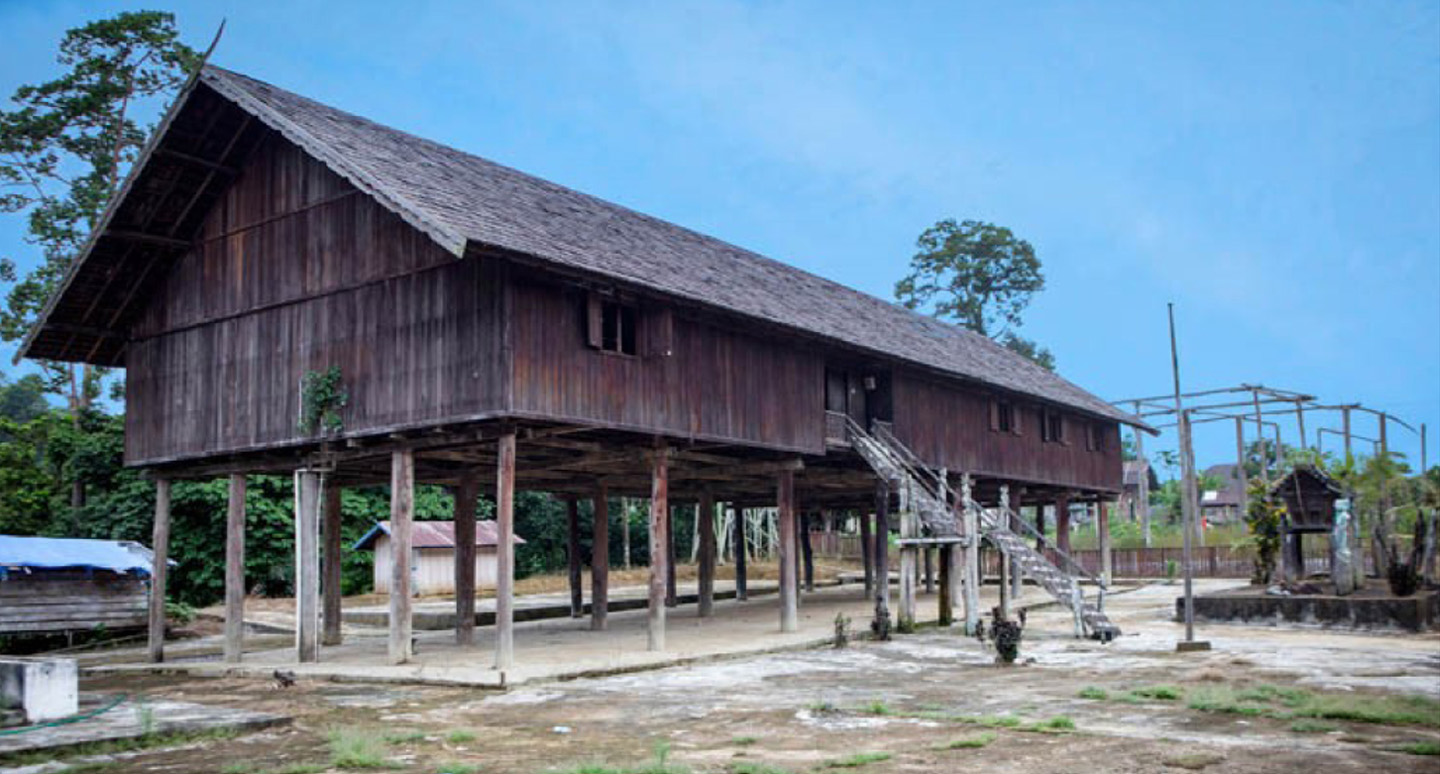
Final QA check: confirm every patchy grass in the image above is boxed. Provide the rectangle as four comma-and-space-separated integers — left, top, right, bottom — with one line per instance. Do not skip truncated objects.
824, 751, 892, 768
1161, 752, 1225, 770
220, 762, 328, 774
434, 763, 481, 774
1397, 741, 1440, 756
382, 729, 428, 745
57, 764, 120, 774
807, 700, 839, 714
1128, 685, 1183, 701
971, 714, 1024, 728
731, 736, 759, 746
1289, 720, 1338, 733
1077, 686, 1109, 700
730, 764, 796, 774
0, 728, 239, 768
1021, 716, 1076, 733
1184, 685, 1440, 728
938, 732, 998, 749
859, 700, 893, 716
445, 729, 477, 744
327, 727, 391, 769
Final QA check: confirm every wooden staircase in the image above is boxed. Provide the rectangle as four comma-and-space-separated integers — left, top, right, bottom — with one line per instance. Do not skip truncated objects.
847, 418, 1119, 641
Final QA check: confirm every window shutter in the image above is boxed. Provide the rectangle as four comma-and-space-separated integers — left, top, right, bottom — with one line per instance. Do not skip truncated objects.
1012, 406, 1024, 437
586, 293, 603, 349
1085, 423, 1096, 451
989, 400, 1000, 432
648, 307, 674, 357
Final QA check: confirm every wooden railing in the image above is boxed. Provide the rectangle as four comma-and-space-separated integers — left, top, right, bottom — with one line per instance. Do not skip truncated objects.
824, 411, 849, 447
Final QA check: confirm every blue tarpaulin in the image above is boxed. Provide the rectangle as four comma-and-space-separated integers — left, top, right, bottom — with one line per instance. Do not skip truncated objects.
0, 535, 156, 576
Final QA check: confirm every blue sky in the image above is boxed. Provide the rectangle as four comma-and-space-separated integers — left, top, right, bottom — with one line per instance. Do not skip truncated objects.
1, 1, 1436, 475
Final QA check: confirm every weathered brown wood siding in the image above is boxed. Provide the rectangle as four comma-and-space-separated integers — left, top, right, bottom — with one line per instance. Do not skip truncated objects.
0, 570, 148, 635
891, 371, 1122, 491
507, 272, 825, 453
125, 134, 506, 465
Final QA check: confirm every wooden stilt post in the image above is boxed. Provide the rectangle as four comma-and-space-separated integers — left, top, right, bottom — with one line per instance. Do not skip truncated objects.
566, 497, 583, 618
938, 543, 953, 626
322, 479, 343, 648
495, 432, 517, 670
923, 547, 935, 594
778, 469, 798, 633
454, 471, 479, 646
591, 484, 610, 630
698, 491, 715, 618
874, 481, 892, 633
147, 478, 171, 664
1009, 491, 1023, 602
732, 503, 748, 601
801, 511, 815, 593
224, 474, 246, 663
295, 470, 321, 663
389, 450, 414, 665
962, 475, 979, 635
648, 444, 670, 651
1035, 502, 1047, 550
859, 508, 874, 595
998, 485, 1011, 619
898, 481, 917, 631
665, 505, 678, 608
1099, 500, 1113, 585
1056, 494, 1071, 554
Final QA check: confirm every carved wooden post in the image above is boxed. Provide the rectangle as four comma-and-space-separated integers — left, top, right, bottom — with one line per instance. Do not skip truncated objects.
998, 485, 1011, 619
495, 432, 516, 670
148, 478, 171, 663
591, 484, 610, 630
295, 470, 321, 663
454, 471, 479, 645
648, 445, 669, 651
778, 470, 799, 633
322, 478, 343, 647
874, 481, 892, 633
698, 491, 715, 617
389, 450, 414, 665
224, 474, 246, 663
962, 474, 979, 635
566, 497, 583, 618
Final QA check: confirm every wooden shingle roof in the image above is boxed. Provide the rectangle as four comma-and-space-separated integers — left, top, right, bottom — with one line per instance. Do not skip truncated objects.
23, 65, 1142, 428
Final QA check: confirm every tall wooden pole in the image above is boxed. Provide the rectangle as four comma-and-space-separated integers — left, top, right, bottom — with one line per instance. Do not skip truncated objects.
1342, 406, 1353, 462
648, 445, 669, 651
322, 479, 343, 647
566, 497, 583, 618
147, 477, 171, 663
454, 471, 479, 646
494, 432, 516, 670
665, 505, 678, 608
1099, 500, 1113, 585
961, 474, 979, 634
998, 486, 1012, 619
591, 484, 610, 630
224, 474, 246, 663
388, 450, 414, 665
1295, 402, 1308, 453
777, 469, 799, 633
1234, 417, 1249, 521
801, 511, 815, 593
1055, 493, 1072, 554
1133, 401, 1152, 548
1252, 389, 1269, 488
294, 470, 321, 663
698, 491, 716, 617
1379, 412, 1389, 458
859, 507, 874, 595
897, 480, 917, 630
1170, 304, 1198, 645
874, 481, 891, 631
732, 503, 748, 601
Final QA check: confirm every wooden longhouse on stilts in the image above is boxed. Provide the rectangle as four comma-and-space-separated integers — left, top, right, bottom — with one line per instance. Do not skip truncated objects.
18, 66, 1147, 668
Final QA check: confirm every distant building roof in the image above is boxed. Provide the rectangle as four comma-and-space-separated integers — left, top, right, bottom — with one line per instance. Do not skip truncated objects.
1200, 463, 1247, 508
0, 535, 157, 575
1123, 460, 1159, 490
353, 520, 526, 551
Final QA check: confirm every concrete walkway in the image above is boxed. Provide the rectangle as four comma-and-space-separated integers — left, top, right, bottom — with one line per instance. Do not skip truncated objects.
87, 582, 1002, 689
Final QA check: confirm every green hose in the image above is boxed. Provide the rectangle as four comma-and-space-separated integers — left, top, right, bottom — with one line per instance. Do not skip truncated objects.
0, 692, 128, 736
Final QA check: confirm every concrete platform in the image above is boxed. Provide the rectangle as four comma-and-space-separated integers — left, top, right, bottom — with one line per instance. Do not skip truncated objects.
1184, 586, 1440, 631
87, 584, 992, 689
0, 693, 287, 758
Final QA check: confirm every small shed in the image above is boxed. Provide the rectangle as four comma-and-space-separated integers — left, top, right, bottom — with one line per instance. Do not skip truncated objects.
354, 521, 524, 596
0, 536, 156, 637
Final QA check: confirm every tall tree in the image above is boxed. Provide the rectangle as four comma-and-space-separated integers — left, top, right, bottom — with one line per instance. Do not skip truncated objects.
0, 11, 197, 412
893, 219, 1055, 369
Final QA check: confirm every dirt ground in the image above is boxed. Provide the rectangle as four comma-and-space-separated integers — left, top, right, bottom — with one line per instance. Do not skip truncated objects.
11, 580, 1440, 774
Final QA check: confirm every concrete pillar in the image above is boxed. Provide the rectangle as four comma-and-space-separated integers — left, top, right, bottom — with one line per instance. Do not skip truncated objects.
294, 470, 321, 663
147, 478, 171, 663
495, 432, 516, 670
388, 450, 414, 665
224, 474, 246, 663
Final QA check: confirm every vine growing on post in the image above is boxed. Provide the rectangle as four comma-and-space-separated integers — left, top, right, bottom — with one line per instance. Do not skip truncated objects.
298, 366, 347, 436
1242, 479, 1284, 585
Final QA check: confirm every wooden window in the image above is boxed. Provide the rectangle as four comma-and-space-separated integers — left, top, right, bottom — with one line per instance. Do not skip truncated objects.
989, 400, 1016, 434
1041, 409, 1066, 444
586, 294, 638, 356
1087, 422, 1107, 452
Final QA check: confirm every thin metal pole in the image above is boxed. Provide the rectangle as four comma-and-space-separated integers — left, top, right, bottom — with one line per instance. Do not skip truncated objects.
1168, 304, 1196, 644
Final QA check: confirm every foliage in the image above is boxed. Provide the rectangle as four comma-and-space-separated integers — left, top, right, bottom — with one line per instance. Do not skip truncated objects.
1242, 479, 1284, 584
832, 612, 851, 648
984, 605, 1023, 664
0, 11, 197, 410
327, 726, 390, 769
894, 219, 1054, 370
297, 367, 347, 435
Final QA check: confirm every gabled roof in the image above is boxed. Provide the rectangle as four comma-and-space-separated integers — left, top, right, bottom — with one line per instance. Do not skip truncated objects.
352, 520, 524, 552
1200, 463, 1247, 508
22, 65, 1144, 428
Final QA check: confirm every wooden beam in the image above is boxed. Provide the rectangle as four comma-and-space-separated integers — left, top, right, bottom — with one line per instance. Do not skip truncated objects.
454, 471, 479, 645
103, 229, 191, 249
495, 432, 517, 670
591, 484, 610, 630
389, 450, 414, 665
224, 474, 246, 663
322, 479, 343, 647
295, 470, 321, 663
567, 497, 583, 618
156, 146, 239, 175
778, 469, 798, 633
698, 491, 715, 618
648, 444, 669, 651
147, 478, 171, 663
